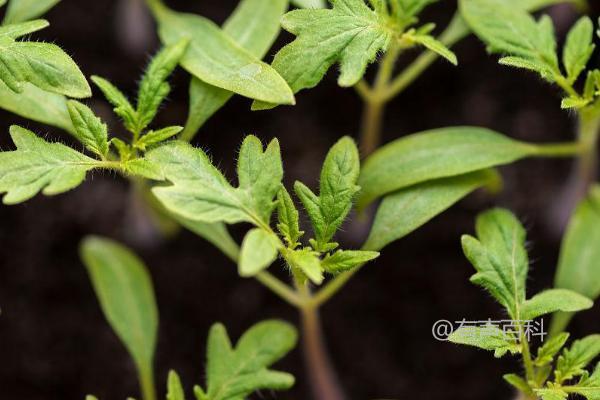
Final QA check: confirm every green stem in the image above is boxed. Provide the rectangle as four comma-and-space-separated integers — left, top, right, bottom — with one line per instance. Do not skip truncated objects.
138, 365, 157, 400
530, 141, 583, 157
255, 271, 304, 307
575, 108, 600, 191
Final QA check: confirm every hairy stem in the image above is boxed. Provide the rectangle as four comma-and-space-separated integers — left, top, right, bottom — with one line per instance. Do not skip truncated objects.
575, 109, 600, 193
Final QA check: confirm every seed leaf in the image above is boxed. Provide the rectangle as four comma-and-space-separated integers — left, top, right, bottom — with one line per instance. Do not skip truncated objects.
67, 100, 109, 158
535, 333, 570, 367
357, 127, 542, 210
563, 17, 595, 84
151, 4, 294, 105
239, 228, 280, 277
80, 236, 158, 387
522, 289, 593, 321
364, 169, 500, 251
461, 208, 528, 318
91, 76, 137, 133
277, 187, 303, 249
195, 320, 297, 400
3, 0, 60, 24
0, 125, 100, 204
448, 325, 521, 358
555, 335, 600, 383
321, 250, 379, 274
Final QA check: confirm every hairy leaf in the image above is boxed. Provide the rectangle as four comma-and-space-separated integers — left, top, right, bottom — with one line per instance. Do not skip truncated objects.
0, 126, 100, 204
91, 76, 137, 133
195, 320, 297, 400
134, 126, 182, 151
277, 187, 303, 249
563, 17, 595, 84
448, 325, 521, 358
522, 289, 592, 320
504, 374, 534, 397
535, 333, 570, 367
3, 0, 60, 24
405, 31, 458, 65
291, 0, 327, 7
67, 100, 109, 158
321, 250, 379, 273
284, 247, 323, 284
167, 371, 185, 400
239, 228, 280, 277
555, 335, 600, 383
80, 236, 158, 385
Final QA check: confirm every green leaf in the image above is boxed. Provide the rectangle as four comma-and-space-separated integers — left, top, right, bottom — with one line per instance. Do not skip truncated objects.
91, 75, 137, 134
291, 0, 327, 8
504, 374, 534, 396
522, 289, 593, 320
0, 36, 91, 98
0, 125, 100, 204
552, 186, 600, 333
0, 19, 48, 38
167, 371, 185, 400
182, 0, 288, 140
276, 187, 303, 249
561, 96, 591, 109
396, 0, 438, 20
357, 127, 546, 210
196, 320, 297, 400
461, 208, 528, 318
136, 40, 188, 132
459, 0, 560, 81
253, 0, 392, 109
536, 386, 568, 400
80, 236, 158, 386
3, 0, 60, 24
67, 100, 109, 158
363, 169, 500, 251
567, 364, 600, 400
555, 335, 600, 383
448, 325, 521, 357
134, 126, 182, 151
284, 247, 323, 284
150, 3, 294, 105
405, 32, 458, 65
0, 82, 74, 133
563, 16, 595, 84
239, 228, 280, 277
321, 250, 379, 273
295, 137, 360, 250
535, 333, 570, 367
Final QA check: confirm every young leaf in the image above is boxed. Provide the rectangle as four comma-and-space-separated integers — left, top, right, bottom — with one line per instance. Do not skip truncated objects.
3, 0, 60, 24
461, 208, 528, 318
321, 250, 379, 274
565, 363, 600, 399
363, 169, 500, 251
555, 335, 600, 383
522, 289, 593, 320
563, 17, 595, 84
0, 126, 101, 204
291, 0, 327, 8
284, 247, 323, 285
253, 0, 392, 109
535, 333, 570, 367
134, 126, 182, 151
0, 37, 91, 98
91, 76, 137, 133
136, 39, 188, 132
67, 100, 109, 158
182, 0, 288, 140
239, 228, 280, 277
80, 236, 158, 391
276, 187, 304, 249
148, 3, 294, 105
357, 127, 548, 210
448, 325, 521, 358
504, 374, 534, 397
195, 320, 297, 400
0, 19, 48, 38
167, 371, 185, 400
404, 31, 458, 65
295, 137, 360, 250
553, 186, 600, 333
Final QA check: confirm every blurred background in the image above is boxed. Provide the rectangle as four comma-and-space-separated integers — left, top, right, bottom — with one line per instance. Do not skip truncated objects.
1, 0, 600, 399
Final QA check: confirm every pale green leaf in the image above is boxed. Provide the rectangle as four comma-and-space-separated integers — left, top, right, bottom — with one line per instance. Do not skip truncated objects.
239, 228, 280, 277
276, 187, 303, 249
536, 387, 568, 400
150, 4, 294, 105
197, 320, 297, 400
448, 325, 521, 357
291, 0, 327, 8
91, 76, 137, 134
182, 0, 288, 141
363, 169, 500, 251
504, 374, 534, 397
321, 250, 379, 273
567, 364, 600, 400
406, 32, 458, 65
67, 100, 109, 158
555, 335, 600, 383
461, 208, 528, 318
535, 333, 570, 367
563, 17, 595, 83
0, 125, 99, 204
124, 158, 165, 181
522, 289, 592, 320
357, 127, 545, 210
285, 247, 323, 284
561, 96, 591, 109
167, 371, 185, 400
396, 0, 438, 20
134, 126, 182, 151
80, 236, 158, 382
3, 0, 60, 24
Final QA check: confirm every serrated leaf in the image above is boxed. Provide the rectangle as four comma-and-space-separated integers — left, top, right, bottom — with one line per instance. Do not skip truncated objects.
67, 100, 109, 158
197, 320, 297, 400
364, 169, 500, 251
0, 125, 100, 204
3, 0, 60, 24
556, 335, 600, 383
536, 386, 568, 400
563, 16, 595, 84
0, 39, 90, 98
136, 40, 188, 132
134, 126, 182, 151
461, 208, 528, 318
448, 325, 521, 357
239, 228, 280, 277
80, 236, 158, 393
91, 75, 137, 134
561, 96, 591, 109
406, 32, 458, 65
522, 289, 592, 320
182, 0, 288, 141
567, 363, 600, 400
357, 127, 547, 210
321, 250, 379, 273
535, 333, 570, 367
552, 186, 600, 333
285, 247, 323, 284
167, 371, 185, 400
150, 3, 294, 105
277, 187, 303, 249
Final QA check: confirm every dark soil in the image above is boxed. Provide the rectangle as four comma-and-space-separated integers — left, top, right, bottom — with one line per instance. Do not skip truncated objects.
1, 1, 600, 399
